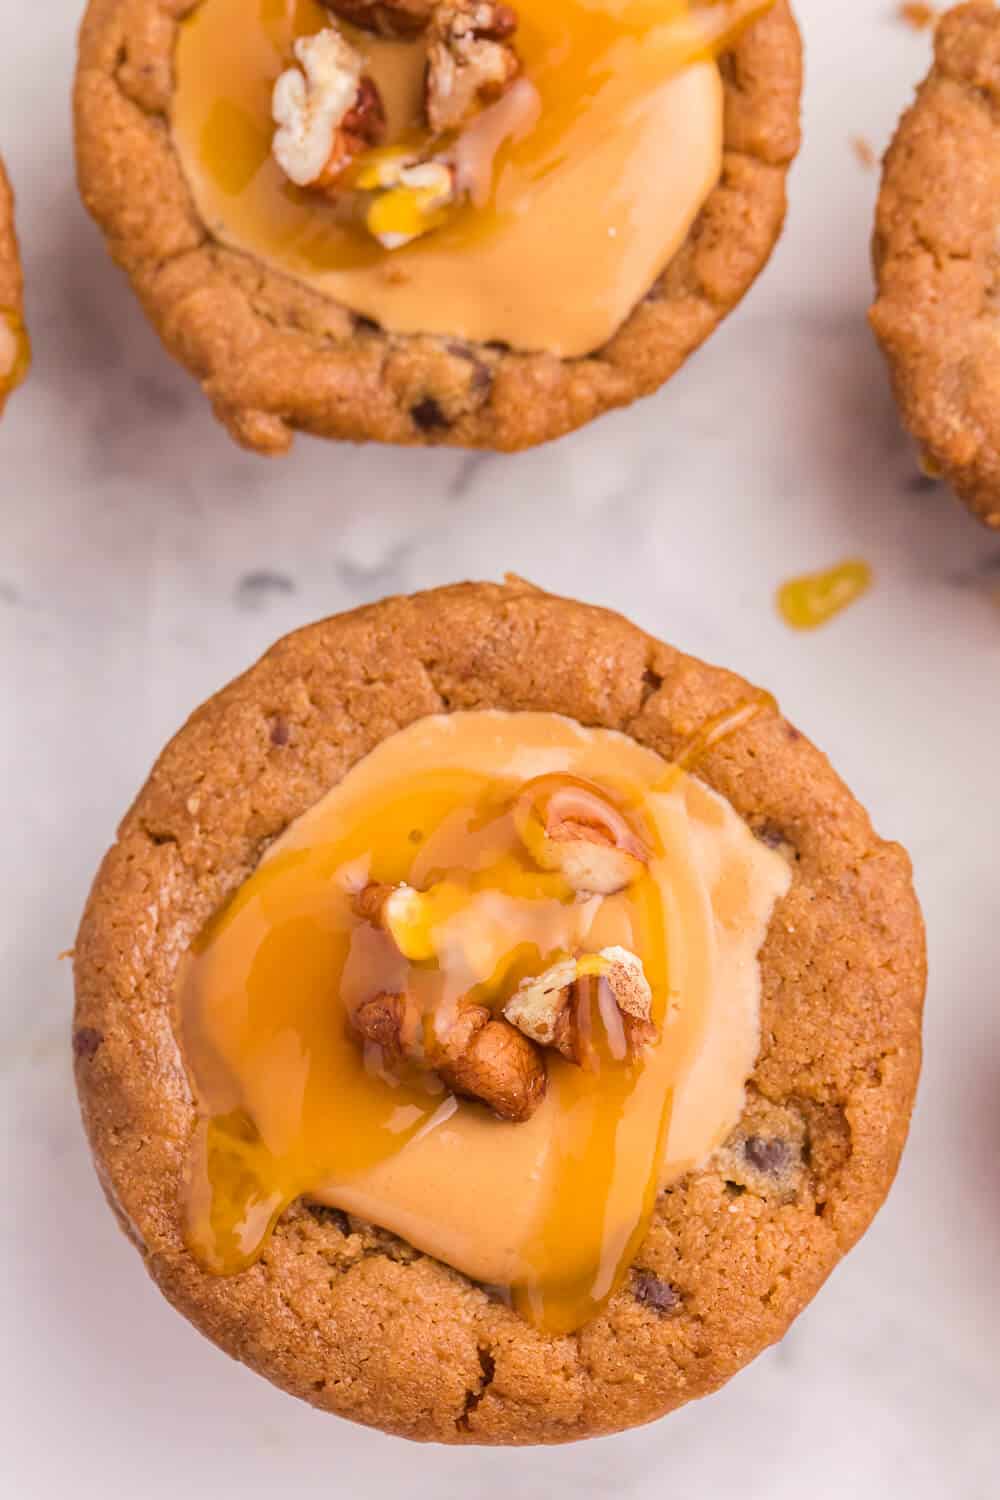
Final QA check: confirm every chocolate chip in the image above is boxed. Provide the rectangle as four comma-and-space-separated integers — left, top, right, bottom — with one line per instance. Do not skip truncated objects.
307, 1203, 350, 1235
744, 1136, 792, 1175
640, 666, 663, 706
355, 314, 381, 334
755, 823, 788, 849
411, 397, 448, 432
632, 1269, 681, 1316
73, 1027, 104, 1060
269, 716, 290, 747
752, 822, 799, 867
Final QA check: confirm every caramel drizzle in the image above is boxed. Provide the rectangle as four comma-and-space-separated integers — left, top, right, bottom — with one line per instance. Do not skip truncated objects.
672, 690, 778, 772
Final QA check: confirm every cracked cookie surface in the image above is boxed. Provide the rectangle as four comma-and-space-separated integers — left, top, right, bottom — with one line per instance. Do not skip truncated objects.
74, 580, 925, 1444
0, 156, 27, 419
73, 0, 801, 454
871, 1, 1000, 527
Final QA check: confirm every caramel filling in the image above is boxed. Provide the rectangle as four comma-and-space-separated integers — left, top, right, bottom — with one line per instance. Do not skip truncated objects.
178, 710, 789, 1332
171, 0, 769, 355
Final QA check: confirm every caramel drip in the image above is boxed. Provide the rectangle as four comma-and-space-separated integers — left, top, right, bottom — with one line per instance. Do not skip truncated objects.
672, 691, 778, 772
777, 561, 873, 631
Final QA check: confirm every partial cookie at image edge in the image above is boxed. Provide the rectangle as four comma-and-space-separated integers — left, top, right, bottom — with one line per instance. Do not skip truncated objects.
0, 155, 29, 418
871, 0, 1000, 528
73, 0, 802, 454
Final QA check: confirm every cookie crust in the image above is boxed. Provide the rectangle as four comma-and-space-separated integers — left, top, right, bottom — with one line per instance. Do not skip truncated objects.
871, 1, 1000, 527
73, 0, 801, 454
74, 581, 925, 1445
0, 156, 26, 419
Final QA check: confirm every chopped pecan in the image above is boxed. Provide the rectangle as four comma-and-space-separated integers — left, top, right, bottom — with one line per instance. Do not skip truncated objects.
351, 991, 414, 1067
514, 775, 651, 895
354, 881, 397, 927
350, 990, 545, 1121
272, 29, 385, 191
316, 76, 386, 188
323, 0, 435, 37
426, 1, 521, 135
504, 947, 658, 1067
429, 996, 545, 1121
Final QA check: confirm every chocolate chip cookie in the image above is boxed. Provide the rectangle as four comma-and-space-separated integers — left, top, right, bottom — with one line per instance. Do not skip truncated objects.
74, 580, 925, 1444
73, 0, 801, 454
0, 156, 28, 417
871, 1, 1000, 527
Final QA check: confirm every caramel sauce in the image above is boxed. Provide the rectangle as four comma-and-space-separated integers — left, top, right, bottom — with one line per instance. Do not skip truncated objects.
777, 561, 873, 631
170, 0, 771, 353
178, 711, 790, 1332
0, 308, 30, 397
672, 690, 778, 771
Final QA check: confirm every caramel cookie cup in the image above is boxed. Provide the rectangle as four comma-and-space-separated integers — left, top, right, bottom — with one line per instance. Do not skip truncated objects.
74, 581, 925, 1445
0, 157, 29, 418
74, 0, 801, 454
872, 1, 1000, 527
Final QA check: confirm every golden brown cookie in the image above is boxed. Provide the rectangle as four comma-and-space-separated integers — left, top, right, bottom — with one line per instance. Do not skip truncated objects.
0, 157, 29, 418
871, 2, 1000, 527
73, 1, 802, 455
74, 580, 925, 1444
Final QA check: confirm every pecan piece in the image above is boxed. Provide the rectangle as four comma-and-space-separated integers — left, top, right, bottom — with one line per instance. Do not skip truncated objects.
350, 990, 545, 1121
514, 775, 651, 895
351, 991, 413, 1067
272, 29, 385, 191
504, 947, 658, 1067
323, 0, 435, 37
426, 1, 521, 135
429, 996, 546, 1121
316, 76, 386, 189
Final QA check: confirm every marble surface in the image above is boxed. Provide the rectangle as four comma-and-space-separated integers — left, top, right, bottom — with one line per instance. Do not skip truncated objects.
4, 1, 1000, 1495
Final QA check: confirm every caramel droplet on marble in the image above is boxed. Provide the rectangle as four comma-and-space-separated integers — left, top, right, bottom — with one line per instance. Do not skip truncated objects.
777, 560, 873, 631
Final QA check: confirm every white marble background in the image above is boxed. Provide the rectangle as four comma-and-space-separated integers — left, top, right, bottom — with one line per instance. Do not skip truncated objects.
3, 1, 999, 1495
